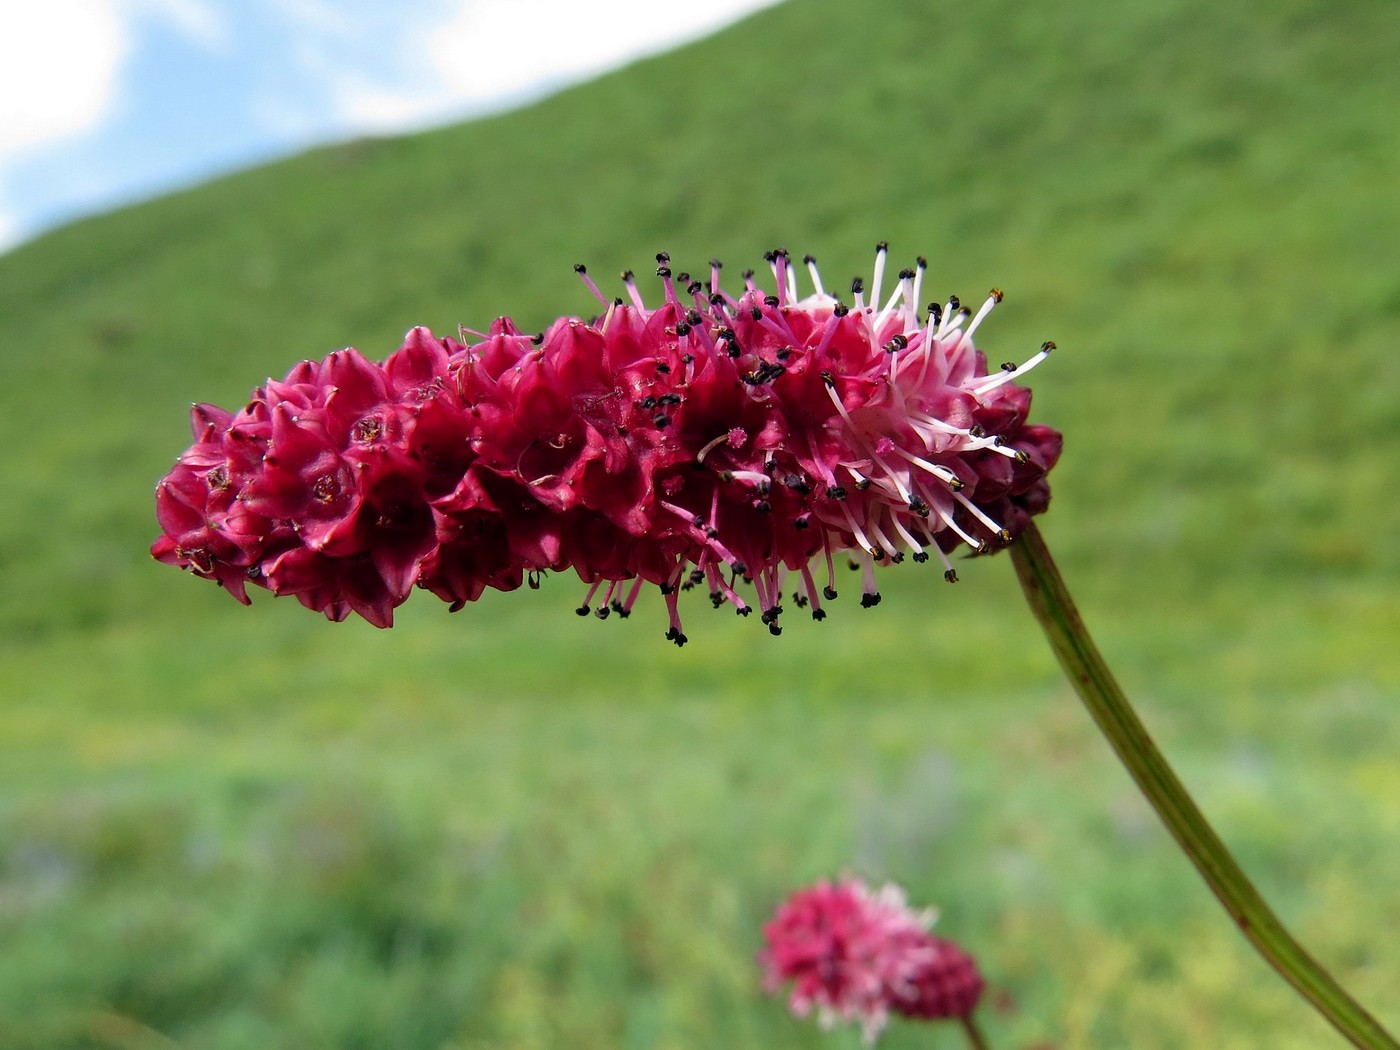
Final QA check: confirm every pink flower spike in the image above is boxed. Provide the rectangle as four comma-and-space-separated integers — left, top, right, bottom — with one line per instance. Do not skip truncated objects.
758, 877, 984, 1044
152, 246, 1062, 634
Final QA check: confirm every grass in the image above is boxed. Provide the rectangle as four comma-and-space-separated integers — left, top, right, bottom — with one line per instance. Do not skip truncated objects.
2, 0, 1399, 1045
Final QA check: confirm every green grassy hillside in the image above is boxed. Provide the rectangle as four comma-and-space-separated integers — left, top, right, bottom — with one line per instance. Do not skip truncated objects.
2, 0, 1398, 1046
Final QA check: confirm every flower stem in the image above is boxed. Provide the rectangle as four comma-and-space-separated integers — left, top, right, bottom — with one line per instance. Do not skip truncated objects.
1009, 520, 1396, 1048
959, 1015, 991, 1050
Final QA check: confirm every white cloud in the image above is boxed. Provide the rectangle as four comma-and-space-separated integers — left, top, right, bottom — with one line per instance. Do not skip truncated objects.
332, 80, 446, 131
131, 0, 229, 49
0, 0, 225, 163
327, 0, 785, 131
268, 0, 354, 37
0, 0, 129, 156
426, 0, 784, 106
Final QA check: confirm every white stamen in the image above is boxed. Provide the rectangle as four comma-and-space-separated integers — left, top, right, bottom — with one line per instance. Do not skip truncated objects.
902, 409, 1025, 460
899, 271, 917, 329
873, 281, 906, 332
953, 491, 1010, 542
916, 518, 960, 578
825, 380, 860, 434
891, 445, 963, 489
805, 255, 826, 297
962, 289, 1002, 342
867, 449, 913, 504
911, 258, 926, 322
930, 500, 984, 550
838, 503, 877, 556
888, 511, 926, 555
906, 409, 973, 437
970, 342, 1054, 397
985, 439, 1027, 461
867, 517, 897, 559
870, 243, 889, 315
599, 299, 618, 337
936, 298, 964, 339
904, 417, 944, 453
914, 310, 940, 389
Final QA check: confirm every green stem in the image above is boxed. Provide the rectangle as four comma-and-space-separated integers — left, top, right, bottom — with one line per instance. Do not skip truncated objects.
1009, 520, 1396, 1049
958, 1014, 991, 1050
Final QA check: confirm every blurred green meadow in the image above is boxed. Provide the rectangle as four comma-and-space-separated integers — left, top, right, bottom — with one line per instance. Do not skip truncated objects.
2, 0, 1399, 1046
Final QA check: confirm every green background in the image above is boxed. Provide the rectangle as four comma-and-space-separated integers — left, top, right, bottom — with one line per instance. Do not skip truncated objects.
2, 0, 1398, 1046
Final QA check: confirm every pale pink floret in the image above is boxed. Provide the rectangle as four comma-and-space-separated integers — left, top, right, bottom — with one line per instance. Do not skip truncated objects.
152, 246, 1061, 636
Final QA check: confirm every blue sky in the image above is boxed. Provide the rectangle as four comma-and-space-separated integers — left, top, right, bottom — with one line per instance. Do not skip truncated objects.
0, 0, 781, 253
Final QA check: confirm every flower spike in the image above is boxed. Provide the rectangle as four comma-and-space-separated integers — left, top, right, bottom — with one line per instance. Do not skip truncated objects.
153, 246, 1062, 639
758, 877, 985, 1044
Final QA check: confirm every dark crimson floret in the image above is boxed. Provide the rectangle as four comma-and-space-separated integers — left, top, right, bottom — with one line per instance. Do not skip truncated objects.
891, 934, 986, 1022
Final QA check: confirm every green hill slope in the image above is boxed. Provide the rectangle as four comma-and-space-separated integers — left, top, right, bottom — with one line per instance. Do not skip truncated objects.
2, 0, 1398, 1046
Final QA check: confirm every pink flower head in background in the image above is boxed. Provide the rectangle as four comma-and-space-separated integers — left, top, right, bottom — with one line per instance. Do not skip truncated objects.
758, 877, 985, 1042
153, 245, 1061, 640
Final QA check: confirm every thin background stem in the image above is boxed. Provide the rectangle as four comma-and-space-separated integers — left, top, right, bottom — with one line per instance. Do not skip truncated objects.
1009, 520, 1396, 1049
959, 1014, 991, 1050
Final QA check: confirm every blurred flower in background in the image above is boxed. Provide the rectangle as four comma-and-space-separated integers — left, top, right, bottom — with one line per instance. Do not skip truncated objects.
759, 877, 985, 1043
0, 0, 781, 252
